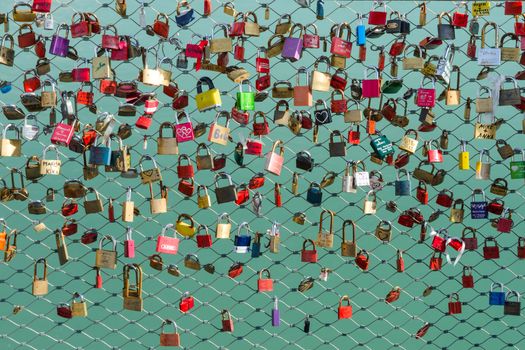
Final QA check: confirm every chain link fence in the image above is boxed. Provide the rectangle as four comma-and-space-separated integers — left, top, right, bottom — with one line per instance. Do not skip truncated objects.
0, 0, 524, 349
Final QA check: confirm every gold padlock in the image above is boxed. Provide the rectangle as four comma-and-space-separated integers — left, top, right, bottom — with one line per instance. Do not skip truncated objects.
95, 235, 117, 270
123, 263, 143, 311
449, 199, 465, 223
316, 210, 335, 248
71, 293, 88, 317
341, 220, 357, 257
55, 229, 68, 265
216, 213, 231, 239
122, 186, 134, 222
197, 185, 211, 209
32, 258, 48, 296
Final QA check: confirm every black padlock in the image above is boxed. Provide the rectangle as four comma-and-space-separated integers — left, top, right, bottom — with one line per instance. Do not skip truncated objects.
503, 291, 521, 316
296, 151, 314, 171
437, 12, 455, 40
314, 99, 332, 125
329, 130, 346, 157
214, 172, 237, 204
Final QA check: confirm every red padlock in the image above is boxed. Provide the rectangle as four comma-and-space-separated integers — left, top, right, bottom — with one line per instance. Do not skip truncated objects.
429, 252, 442, 271
330, 89, 347, 114
301, 239, 318, 263
32, 0, 53, 13
431, 229, 448, 252
359, 45, 366, 61
355, 250, 369, 271
257, 269, 273, 292
221, 310, 234, 332
17, 24, 37, 48
337, 296, 353, 319
505, 1, 523, 15
77, 82, 94, 105
72, 67, 90, 82
396, 250, 405, 272
331, 23, 352, 58
23, 70, 41, 92
144, 96, 159, 114
203, 0, 212, 16
518, 237, 525, 259
483, 237, 500, 259
416, 181, 429, 204
179, 292, 194, 312
330, 69, 348, 90
61, 219, 78, 236
196, 226, 213, 248
101, 25, 120, 50
462, 227, 478, 251
487, 199, 505, 215
368, 2, 387, 25
245, 137, 263, 156
256, 73, 271, 91
34, 37, 46, 58
467, 35, 477, 59
274, 183, 282, 207
71, 12, 91, 38
135, 115, 153, 130
234, 38, 245, 61
436, 189, 453, 207
497, 210, 514, 233
178, 178, 194, 196
177, 155, 194, 178
451, 4, 468, 28
61, 200, 78, 216
462, 266, 474, 288
172, 90, 189, 110
153, 13, 170, 38
57, 304, 72, 319
100, 77, 117, 95
427, 140, 443, 163
231, 107, 250, 125
388, 37, 405, 57
417, 77, 436, 108
248, 174, 265, 189
228, 262, 243, 278
348, 125, 360, 145
448, 293, 462, 315
303, 23, 320, 49
256, 48, 270, 73
398, 211, 415, 228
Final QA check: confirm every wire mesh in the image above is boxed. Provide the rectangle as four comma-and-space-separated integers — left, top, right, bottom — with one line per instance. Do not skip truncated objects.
0, 0, 524, 349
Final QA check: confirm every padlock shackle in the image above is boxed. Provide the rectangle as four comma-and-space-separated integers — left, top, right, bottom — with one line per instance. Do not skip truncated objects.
481, 22, 499, 48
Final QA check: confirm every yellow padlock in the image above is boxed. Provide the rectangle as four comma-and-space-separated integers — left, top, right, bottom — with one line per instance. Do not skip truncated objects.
458, 140, 470, 170
195, 77, 222, 112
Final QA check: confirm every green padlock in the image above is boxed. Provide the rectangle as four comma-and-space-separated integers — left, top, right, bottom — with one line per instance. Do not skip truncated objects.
370, 133, 394, 159
236, 80, 255, 111
510, 149, 525, 179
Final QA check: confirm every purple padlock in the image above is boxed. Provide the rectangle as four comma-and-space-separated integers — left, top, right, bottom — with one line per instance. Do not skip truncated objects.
281, 24, 304, 62
272, 297, 280, 326
49, 23, 70, 57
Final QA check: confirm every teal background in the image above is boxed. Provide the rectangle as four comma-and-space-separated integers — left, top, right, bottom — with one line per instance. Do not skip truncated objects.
0, 0, 525, 349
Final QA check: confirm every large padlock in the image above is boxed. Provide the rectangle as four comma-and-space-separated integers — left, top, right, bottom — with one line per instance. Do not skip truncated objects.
399, 129, 419, 154
32, 258, 48, 296
471, 189, 488, 219
123, 263, 143, 311
395, 169, 411, 196
328, 130, 346, 157
95, 235, 117, 269
282, 23, 304, 61
234, 222, 251, 253
195, 77, 221, 112
489, 282, 506, 305
156, 223, 180, 254
49, 23, 70, 57
437, 12, 455, 40
504, 291, 521, 316
341, 220, 357, 257
478, 22, 501, 66
214, 172, 237, 204
236, 80, 255, 111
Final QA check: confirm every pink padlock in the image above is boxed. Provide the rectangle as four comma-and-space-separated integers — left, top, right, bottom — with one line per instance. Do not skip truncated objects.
72, 67, 90, 82
49, 24, 70, 57
362, 67, 381, 98
427, 140, 443, 163
124, 227, 135, 258
175, 112, 194, 143
32, 0, 52, 13
51, 119, 76, 146
417, 77, 436, 108
265, 140, 285, 176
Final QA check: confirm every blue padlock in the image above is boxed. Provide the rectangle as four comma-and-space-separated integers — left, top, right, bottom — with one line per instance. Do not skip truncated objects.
395, 169, 411, 196
316, 0, 324, 20
89, 137, 112, 166
0, 81, 12, 94
356, 14, 366, 46
470, 189, 488, 219
175, 2, 195, 27
489, 282, 506, 305
306, 182, 322, 205
234, 222, 251, 253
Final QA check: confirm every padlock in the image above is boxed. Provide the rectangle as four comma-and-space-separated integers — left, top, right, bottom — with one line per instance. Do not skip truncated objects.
123, 263, 143, 311
215, 172, 237, 204
236, 79, 255, 110
362, 67, 381, 98
518, 237, 525, 259
368, 1, 387, 25
95, 235, 117, 269
197, 185, 211, 209
395, 169, 411, 196
510, 149, 525, 179
449, 199, 465, 223
355, 250, 369, 271
176, 214, 196, 238
156, 223, 179, 254
210, 24, 232, 53
301, 239, 318, 263
478, 22, 501, 66
429, 252, 443, 271
462, 266, 474, 288
375, 220, 392, 242
483, 237, 500, 259
497, 209, 514, 233
475, 149, 491, 180
504, 291, 521, 316
311, 56, 331, 91
437, 12, 455, 40
338, 295, 353, 319
363, 191, 377, 215
234, 222, 251, 253
282, 23, 304, 61
416, 181, 428, 204
436, 189, 454, 208
195, 143, 214, 170
258, 268, 273, 292
316, 210, 335, 248
489, 282, 506, 305
71, 293, 88, 317
458, 140, 470, 170
448, 293, 462, 315
221, 310, 234, 332
490, 178, 508, 196
303, 23, 320, 49
179, 292, 195, 313
462, 227, 478, 250
195, 77, 221, 112
427, 140, 443, 163
32, 258, 48, 296
83, 188, 104, 214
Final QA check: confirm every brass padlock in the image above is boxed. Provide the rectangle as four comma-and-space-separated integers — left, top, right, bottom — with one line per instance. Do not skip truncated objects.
197, 185, 211, 209
184, 254, 201, 270
55, 229, 68, 265
32, 258, 48, 296
71, 293, 88, 317
341, 220, 357, 257
216, 213, 231, 239
123, 263, 143, 311
149, 254, 163, 270
84, 188, 104, 214
375, 220, 392, 242
316, 210, 335, 248
95, 235, 117, 270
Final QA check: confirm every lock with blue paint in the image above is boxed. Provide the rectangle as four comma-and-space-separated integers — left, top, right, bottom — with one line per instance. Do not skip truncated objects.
489, 282, 506, 305
306, 182, 322, 205
470, 188, 488, 219
395, 169, 411, 196
234, 222, 251, 253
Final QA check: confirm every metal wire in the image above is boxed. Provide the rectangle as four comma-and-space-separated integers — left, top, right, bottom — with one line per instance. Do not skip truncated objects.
0, 0, 524, 349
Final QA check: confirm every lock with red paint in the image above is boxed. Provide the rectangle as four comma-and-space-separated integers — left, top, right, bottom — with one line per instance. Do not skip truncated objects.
427, 140, 443, 163
256, 47, 270, 73
23, 69, 41, 92
179, 292, 194, 312
431, 229, 448, 252
448, 293, 462, 314
436, 189, 453, 207
416, 76, 436, 108
462, 266, 474, 288
497, 209, 513, 233
348, 125, 360, 144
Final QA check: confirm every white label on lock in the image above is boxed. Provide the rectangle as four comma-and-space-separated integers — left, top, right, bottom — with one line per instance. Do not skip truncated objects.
354, 172, 370, 187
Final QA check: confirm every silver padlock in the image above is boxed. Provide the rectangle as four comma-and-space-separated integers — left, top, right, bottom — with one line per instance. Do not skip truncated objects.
44, 14, 55, 30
